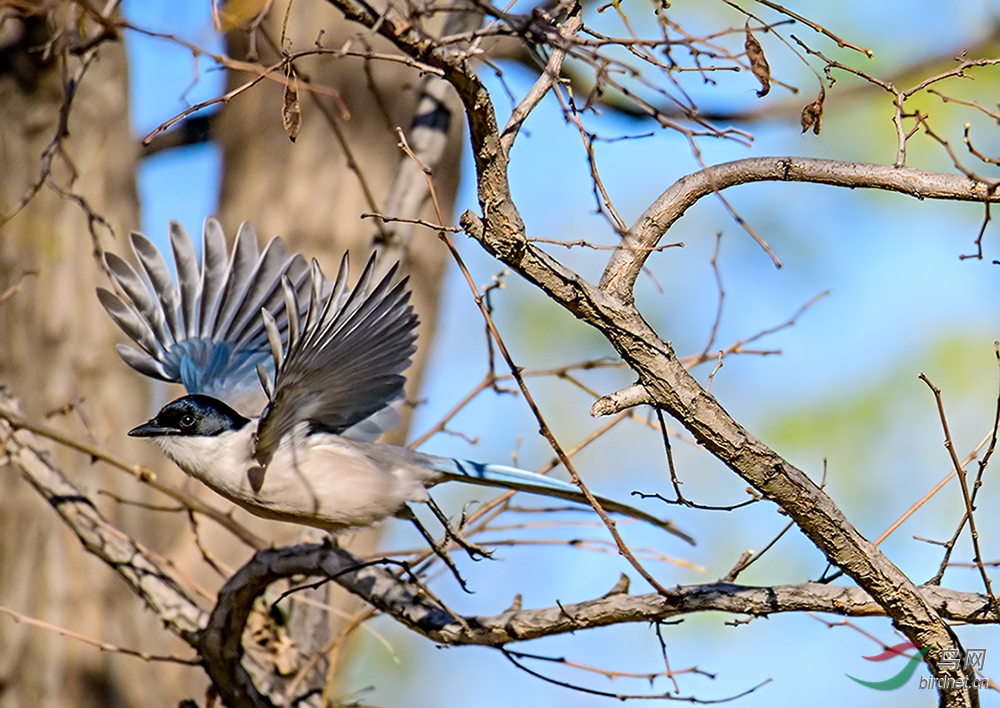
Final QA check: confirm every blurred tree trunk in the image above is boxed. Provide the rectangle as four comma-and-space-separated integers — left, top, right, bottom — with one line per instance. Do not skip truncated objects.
0, 2, 463, 703
0, 9, 200, 708
212, 0, 463, 694
216, 1, 459, 328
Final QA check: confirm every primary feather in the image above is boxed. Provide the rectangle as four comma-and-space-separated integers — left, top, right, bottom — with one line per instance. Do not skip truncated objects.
253, 254, 418, 465
98, 218, 311, 414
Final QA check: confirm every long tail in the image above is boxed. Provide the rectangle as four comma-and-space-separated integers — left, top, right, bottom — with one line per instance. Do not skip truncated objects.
432, 457, 695, 545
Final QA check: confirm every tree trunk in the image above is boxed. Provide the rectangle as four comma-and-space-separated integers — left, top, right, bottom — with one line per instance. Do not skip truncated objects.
0, 9, 200, 707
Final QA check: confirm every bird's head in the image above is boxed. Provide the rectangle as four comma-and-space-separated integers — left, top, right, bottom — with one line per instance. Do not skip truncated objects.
129, 394, 251, 439
128, 394, 253, 479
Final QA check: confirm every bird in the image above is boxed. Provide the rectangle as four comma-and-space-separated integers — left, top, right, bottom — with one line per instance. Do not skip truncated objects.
100, 218, 695, 556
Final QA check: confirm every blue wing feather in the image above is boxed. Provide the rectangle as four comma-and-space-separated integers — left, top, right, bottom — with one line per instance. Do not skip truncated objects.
99, 218, 305, 414
100, 218, 409, 434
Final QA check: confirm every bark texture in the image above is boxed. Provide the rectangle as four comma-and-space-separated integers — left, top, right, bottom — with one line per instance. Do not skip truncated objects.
0, 10, 199, 706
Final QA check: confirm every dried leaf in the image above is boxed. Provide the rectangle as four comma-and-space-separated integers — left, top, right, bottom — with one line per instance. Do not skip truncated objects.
217, 0, 270, 32
282, 63, 301, 143
744, 23, 770, 98
801, 87, 826, 135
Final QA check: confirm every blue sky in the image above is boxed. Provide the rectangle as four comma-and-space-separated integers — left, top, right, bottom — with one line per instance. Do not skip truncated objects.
122, 1, 1000, 705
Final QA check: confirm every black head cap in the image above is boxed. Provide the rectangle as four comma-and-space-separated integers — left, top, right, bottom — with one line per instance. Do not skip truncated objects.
128, 394, 251, 438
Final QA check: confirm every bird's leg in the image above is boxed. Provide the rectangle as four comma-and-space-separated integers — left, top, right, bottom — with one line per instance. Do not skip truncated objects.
425, 496, 493, 560
397, 505, 473, 593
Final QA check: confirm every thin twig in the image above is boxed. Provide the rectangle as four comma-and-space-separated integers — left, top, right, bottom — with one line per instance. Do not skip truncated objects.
918, 373, 996, 605
0, 604, 199, 664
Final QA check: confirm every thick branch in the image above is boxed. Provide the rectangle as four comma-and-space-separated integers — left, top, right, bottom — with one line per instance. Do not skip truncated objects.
0, 390, 301, 706
207, 544, 999, 649
449, 36, 980, 708
0, 389, 208, 643
461, 205, 978, 706
602, 156, 1000, 301
197, 543, 1000, 703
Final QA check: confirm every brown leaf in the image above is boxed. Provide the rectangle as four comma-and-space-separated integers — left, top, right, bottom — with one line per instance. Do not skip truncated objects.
801, 87, 826, 135
744, 23, 770, 98
217, 0, 270, 31
282, 63, 301, 143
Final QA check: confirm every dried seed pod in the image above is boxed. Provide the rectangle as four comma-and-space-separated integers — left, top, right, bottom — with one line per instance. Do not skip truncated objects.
282, 63, 302, 143
801, 87, 826, 135
744, 23, 771, 98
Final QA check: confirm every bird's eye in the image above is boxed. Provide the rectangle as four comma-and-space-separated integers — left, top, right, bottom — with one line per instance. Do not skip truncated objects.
179, 414, 196, 430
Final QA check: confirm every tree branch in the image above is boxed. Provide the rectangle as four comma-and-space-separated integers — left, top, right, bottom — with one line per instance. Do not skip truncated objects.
602, 156, 1000, 301
462, 196, 980, 707
6, 382, 996, 705
200, 541, 1000, 707
426, 23, 983, 708
0, 388, 208, 643
316, 1, 989, 701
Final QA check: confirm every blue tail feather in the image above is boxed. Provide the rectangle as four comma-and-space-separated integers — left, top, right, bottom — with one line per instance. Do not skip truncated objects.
443, 458, 580, 494
428, 455, 696, 545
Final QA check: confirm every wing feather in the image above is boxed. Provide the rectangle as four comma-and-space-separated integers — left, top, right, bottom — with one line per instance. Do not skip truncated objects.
101, 254, 173, 353
231, 255, 311, 351
218, 238, 289, 341
169, 221, 201, 337
207, 222, 261, 340
198, 217, 229, 337
253, 253, 418, 464
130, 232, 181, 345
115, 343, 171, 380
99, 218, 314, 414
96, 287, 163, 357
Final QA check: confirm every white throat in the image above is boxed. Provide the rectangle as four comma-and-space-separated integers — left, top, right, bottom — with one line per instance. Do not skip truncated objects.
152, 425, 255, 483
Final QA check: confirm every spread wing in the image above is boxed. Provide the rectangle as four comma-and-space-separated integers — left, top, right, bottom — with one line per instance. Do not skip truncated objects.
97, 218, 311, 413
253, 253, 418, 465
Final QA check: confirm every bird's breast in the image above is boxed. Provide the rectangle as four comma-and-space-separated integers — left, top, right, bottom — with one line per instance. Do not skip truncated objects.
163, 432, 429, 532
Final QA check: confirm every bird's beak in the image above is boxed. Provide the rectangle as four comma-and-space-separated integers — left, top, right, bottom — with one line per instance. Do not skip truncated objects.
128, 420, 179, 437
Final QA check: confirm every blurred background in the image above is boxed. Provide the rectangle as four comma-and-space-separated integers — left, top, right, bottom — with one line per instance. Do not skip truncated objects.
3, 0, 1000, 705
